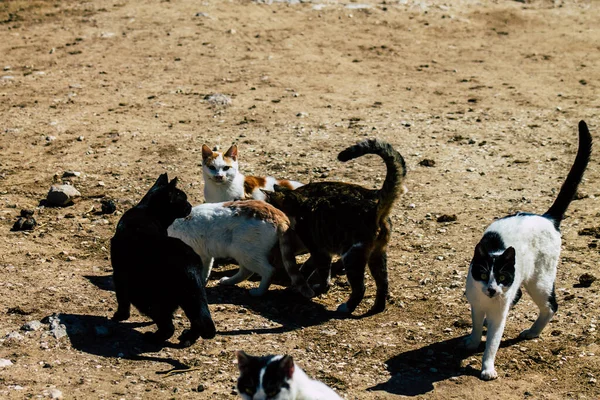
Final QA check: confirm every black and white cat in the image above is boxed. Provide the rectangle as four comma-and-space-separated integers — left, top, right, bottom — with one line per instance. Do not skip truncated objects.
236, 351, 342, 400
465, 120, 592, 380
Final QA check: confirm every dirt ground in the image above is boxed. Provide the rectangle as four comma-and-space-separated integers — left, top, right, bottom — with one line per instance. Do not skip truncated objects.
1, 0, 599, 398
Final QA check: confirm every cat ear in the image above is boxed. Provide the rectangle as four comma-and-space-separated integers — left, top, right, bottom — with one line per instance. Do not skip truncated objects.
154, 173, 169, 187
498, 246, 516, 266
236, 350, 250, 372
473, 242, 487, 261
273, 184, 290, 194
202, 144, 213, 160
169, 177, 179, 188
224, 144, 238, 161
279, 355, 295, 379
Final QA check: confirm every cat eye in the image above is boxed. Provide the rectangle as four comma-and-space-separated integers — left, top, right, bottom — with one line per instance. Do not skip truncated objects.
498, 275, 505, 282
223, 166, 231, 171
266, 390, 279, 397
480, 273, 488, 280
243, 388, 254, 395
208, 166, 216, 171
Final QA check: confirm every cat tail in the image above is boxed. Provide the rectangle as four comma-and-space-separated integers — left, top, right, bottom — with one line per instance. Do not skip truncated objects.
543, 120, 592, 229
338, 139, 407, 220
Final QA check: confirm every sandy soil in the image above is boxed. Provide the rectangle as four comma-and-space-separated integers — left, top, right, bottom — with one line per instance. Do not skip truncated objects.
1, 0, 599, 398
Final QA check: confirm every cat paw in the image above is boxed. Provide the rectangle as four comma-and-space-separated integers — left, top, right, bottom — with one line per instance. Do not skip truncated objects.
518, 329, 540, 340
336, 303, 353, 314
480, 368, 498, 381
249, 288, 266, 297
463, 335, 481, 351
178, 329, 199, 348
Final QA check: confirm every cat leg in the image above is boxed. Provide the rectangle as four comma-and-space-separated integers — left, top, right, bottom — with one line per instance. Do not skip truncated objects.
480, 307, 509, 381
337, 244, 369, 314
237, 255, 275, 297
145, 315, 175, 345
112, 273, 131, 321
464, 305, 485, 350
367, 248, 388, 314
218, 266, 254, 286
279, 229, 314, 298
519, 282, 557, 339
302, 253, 333, 294
179, 292, 216, 346
367, 221, 391, 313
199, 255, 214, 284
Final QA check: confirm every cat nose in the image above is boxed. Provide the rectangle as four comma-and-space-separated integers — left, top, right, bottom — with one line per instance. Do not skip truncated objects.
487, 287, 497, 296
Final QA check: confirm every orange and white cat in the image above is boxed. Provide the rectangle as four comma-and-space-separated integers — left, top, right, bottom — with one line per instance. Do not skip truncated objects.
202, 144, 303, 203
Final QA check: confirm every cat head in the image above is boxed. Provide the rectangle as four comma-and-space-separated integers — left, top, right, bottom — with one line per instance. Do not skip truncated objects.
202, 144, 239, 185
137, 173, 192, 226
236, 350, 294, 400
470, 244, 516, 298
262, 185, 303, 215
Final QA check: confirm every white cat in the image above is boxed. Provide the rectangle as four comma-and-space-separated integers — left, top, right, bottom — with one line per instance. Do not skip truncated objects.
167, 200, 313, 298
464, 120, 592, 380
202, 144, 303, 203
236, 351, 342, 400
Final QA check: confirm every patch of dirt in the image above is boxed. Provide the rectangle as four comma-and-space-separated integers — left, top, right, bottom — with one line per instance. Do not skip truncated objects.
1, 0, 599, 399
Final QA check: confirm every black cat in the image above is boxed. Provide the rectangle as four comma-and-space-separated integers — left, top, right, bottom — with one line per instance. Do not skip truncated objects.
110, 173, 216, 347
264, 139, 406, 315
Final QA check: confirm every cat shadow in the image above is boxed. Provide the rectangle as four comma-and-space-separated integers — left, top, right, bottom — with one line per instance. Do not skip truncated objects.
207, 284, 340, 335
54, 313, 189, 370
84, 275, 115, 292
368, 334, 528, 396
83, 273, 339, 335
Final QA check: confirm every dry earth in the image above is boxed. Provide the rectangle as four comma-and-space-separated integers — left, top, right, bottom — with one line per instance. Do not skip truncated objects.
1, 0, 599, 398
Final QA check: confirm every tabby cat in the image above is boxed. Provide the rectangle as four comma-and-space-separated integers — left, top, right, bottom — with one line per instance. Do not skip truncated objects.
263, 139, 406, 314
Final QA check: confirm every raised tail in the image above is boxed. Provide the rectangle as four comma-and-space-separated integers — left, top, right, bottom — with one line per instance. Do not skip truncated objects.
338, 139, 407, 220
543, 120, 592, 229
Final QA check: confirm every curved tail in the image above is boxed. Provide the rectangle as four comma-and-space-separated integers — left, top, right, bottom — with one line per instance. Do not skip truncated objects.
338, 139, 407, 220
543, 120, 592, 228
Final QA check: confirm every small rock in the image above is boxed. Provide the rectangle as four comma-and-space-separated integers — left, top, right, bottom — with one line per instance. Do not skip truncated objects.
101, 199, 117, 214
0, 358, 13, 368
21, 320, 43, 331
195, 12, 209, 17
466, 167, 476, 172
11, 216, 36, 231
578, 273, 596, 287
49, 388, 63, 399
204, 93, 232, 107
50, 325, 67, 340
408, 203, 416, 209
296, 112, 308, 118
77, 136, 84, 141
46, 135, 57, 142
5, 331, 24, 341
46, 184, 81, 207
419, 159, 435, 167
196, 384, 205, 392
62, 171, 81, 178
437, 214, 457, 223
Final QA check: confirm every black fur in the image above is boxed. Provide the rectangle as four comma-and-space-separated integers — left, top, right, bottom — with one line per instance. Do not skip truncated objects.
264, 139, 406, 314
111, 173, 216, 347
236, 351, 292, 399
543, 120, 592, 230
548, 285, 558, 313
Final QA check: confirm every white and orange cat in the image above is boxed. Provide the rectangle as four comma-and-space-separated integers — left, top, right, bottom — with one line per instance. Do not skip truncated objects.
202, 144, 303, 203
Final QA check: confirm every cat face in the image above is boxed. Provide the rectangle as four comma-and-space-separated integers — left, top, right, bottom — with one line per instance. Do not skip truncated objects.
202, 144, 238, 185
262, 186, 302, 214
471, 245, 516, 298
236, 351, 294, 400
